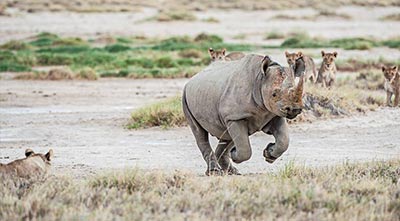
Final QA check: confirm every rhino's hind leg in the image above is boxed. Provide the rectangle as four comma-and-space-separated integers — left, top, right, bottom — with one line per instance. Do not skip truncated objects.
215, 140, 241, 175
182, 92, 221, 176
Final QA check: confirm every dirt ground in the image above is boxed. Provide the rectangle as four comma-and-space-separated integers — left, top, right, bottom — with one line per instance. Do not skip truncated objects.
0, 78, 399, 177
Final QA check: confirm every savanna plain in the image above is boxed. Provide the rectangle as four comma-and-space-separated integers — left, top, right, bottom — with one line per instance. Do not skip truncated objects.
0, 0, 399, 220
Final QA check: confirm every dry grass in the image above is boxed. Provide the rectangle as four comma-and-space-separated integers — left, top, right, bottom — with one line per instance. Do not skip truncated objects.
271, 9, 352, 21
1, 160, 399, 220
4, 0, 399, 12
128, 96, 185, 129
380, 13, 400, 21
14, 68, 99, 80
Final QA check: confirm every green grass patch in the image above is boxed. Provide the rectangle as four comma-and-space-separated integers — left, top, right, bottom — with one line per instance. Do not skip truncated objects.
128, 96, 185, 129
265, 32, 285, 40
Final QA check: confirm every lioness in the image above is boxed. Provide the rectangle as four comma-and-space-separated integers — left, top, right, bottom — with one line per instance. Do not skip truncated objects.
0, 149, 53, 178
382, 65, 400, 107
317, 51, 338, 88
285, 51, 317, 82
208, 48, 245, 62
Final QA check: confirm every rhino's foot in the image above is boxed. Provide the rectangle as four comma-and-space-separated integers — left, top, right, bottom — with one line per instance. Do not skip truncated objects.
205, 167, 222, 176
205, 161, 222, 176
263, 143, 277, 164
226, 164, 241, 175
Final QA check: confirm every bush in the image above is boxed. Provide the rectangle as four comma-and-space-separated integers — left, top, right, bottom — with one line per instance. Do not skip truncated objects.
128, 96, 185, 129
104, 44, 131, 53
194, 33, 223, 44
0, 40, 31, 50
37, 53, 74, 65
75, 67, 98, 80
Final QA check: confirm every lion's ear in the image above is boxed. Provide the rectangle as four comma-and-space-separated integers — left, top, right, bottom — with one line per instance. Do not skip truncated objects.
333, 51, 338, 58
392, 66, 398, 72
285, 51, 289, 57
25, 149, 34, 157
45, 149, 54, 161
321, 50, 325, 57
221, 48, 226, 55
297, 52, 303, 58
382, 66, 386, 72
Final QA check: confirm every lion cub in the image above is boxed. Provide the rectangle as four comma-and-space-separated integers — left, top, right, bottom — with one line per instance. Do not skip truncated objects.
382, 65, 400, 107
317, 51, 338, 88
208, 48, 245, 62
285, 51, 317, 82
0, 149, 54, 178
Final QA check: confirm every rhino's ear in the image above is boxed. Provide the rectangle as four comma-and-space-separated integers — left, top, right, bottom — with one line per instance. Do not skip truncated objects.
45, 149, 54, 161
294, 57, 306, 77
25, 149, 34, 157
261, 56, 272, 75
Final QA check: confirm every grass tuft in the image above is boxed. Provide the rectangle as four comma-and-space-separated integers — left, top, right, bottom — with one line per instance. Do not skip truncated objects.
128, 96, 185, 129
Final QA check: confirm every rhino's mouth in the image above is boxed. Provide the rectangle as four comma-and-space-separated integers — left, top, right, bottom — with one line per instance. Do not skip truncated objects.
286, 113, 299, 119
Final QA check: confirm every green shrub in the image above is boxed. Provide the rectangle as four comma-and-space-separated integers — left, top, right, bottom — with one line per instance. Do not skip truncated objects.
0, 40, 31, 50
155, 56, 178, 68
194, 33, 223, 44
36, 45, 91, 54
104, 44, 131, 53
37, 53, 74, 65
75, 67, 99, 80
128, 96, 185, 129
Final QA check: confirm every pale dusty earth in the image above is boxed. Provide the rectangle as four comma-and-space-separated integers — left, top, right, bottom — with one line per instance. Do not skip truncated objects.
0, 6, 400, 177
0, 78, 399, 177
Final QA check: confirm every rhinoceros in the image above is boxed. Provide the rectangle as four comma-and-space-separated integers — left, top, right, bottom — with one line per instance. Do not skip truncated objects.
182, 54, 305, 175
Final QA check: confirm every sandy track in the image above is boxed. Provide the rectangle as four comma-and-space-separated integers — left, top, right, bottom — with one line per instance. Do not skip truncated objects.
0, 78, 399, 177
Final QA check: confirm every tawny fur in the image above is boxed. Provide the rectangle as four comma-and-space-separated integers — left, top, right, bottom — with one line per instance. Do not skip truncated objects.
0, 149, 53, 178
382, 65, 400, 107
317, 51, 338, 88
208, 48, 245, 62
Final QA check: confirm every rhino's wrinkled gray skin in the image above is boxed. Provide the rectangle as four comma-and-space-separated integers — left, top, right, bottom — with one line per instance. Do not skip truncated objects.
182, 54, 305, 175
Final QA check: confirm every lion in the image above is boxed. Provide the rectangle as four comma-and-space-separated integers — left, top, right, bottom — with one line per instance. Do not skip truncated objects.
382, 65, 400, 107
208, 48, 245, 62
0, 149, 54, 178
317, 51, 338, 88
285, 51, 317, 83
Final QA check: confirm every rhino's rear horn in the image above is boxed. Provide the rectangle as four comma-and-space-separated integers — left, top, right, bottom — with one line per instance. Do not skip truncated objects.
261, 56, 272, 74
295, 74, 304, 101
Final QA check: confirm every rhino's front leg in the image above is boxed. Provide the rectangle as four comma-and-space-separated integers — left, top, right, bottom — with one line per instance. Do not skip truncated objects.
262, 117, 289, 163
227, 120, 252, 164
215, 140, 240, 175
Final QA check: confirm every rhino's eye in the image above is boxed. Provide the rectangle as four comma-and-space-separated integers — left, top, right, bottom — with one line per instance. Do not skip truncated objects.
272, 89, 280, 97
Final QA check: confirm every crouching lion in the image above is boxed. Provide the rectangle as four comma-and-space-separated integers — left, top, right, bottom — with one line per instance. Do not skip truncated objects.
182, 54, 305, 175
0, 149, 54, 178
